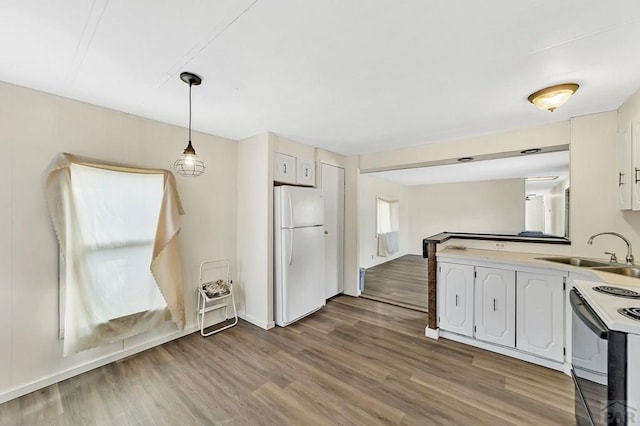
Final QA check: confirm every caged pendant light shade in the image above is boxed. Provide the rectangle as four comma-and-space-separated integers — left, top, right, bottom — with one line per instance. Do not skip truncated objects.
174, 72, 205, 177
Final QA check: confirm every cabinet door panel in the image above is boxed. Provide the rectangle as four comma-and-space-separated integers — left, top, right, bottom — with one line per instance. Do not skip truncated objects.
437, 262, 474, 337
474, 267, 515, 347
618, 121, 632, 210
296, 158, 316, 186
516, 272, 564, 361
633, 121, 640, 211
274, 153, 296, 184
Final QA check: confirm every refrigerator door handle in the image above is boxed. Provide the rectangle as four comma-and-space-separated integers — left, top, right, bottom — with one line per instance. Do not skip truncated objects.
288, 192, 294, 227
288, 230, 294, 265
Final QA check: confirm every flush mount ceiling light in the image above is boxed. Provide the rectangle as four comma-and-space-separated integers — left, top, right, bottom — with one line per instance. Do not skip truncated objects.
527, 83, 579, 112
173, 72, 205, 177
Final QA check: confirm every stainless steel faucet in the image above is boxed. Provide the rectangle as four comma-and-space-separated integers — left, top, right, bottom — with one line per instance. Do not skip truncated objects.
587, 232, 634, 265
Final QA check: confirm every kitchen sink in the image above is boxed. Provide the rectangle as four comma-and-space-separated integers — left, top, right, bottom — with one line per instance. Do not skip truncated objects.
535, 257, 612, 267
591, 266, 640, 278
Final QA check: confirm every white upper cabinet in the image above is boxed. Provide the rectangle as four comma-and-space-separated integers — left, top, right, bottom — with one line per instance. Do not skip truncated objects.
474, 267, 516, 348
437, 262, 474, 337
618, 120, 632, 210
274, 152, 316, 187
274, 152, 296, 184
516, 271, 565, 362
296, 158, 315, 186
633, 121, 640, 210
617, 120, 640, 211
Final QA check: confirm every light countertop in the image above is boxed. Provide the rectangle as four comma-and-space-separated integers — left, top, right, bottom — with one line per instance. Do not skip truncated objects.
436, 247, 640, 288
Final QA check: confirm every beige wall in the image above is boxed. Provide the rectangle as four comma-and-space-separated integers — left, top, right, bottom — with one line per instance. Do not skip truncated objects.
408, 179, 525, 254
569, 110, 640, 258
274, 134, 315, 163
360, 122, 570, 172
358, 174, 409, 269
236, 133, 273, 328
0, 81, 237, 402
619, 89, 640, 129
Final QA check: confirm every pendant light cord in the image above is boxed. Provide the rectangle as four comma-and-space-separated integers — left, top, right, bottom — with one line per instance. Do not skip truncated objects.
188, 82, 192, 142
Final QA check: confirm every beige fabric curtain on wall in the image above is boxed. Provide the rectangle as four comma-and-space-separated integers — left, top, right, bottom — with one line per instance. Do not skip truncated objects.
45, 153, 186, 355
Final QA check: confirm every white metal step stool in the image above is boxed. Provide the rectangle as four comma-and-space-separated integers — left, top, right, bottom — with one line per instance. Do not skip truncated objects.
198, 258, 238, 336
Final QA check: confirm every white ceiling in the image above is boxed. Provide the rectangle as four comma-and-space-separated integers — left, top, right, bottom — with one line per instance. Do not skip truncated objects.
1, 1, 639, 155
369, 150, 570, 194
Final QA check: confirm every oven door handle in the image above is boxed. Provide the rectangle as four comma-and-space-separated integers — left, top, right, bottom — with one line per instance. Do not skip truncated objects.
569, 289, 609, 339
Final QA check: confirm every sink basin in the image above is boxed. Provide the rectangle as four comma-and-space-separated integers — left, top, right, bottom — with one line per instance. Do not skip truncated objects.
592, 266, 640, 278
536, 257, 612, 267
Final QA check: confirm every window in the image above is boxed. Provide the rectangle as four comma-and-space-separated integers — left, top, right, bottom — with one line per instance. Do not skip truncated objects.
376, 197, 399, 234
68, 165, 167, 321
46, 153, 186, 355
376, 197, 400, 257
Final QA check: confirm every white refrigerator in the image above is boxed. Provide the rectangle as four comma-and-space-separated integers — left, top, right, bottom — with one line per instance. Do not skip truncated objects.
274, 186, 326, 327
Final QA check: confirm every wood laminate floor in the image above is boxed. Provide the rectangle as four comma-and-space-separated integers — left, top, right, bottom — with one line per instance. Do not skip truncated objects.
361, 255, 429, 312
0, 296, 574, 426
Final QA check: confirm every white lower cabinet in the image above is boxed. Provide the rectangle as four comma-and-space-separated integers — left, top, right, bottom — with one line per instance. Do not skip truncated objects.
437, 262, 474, 337
474, 267, 516, 347
516, 271, 565, 362
437, 257, 568, 369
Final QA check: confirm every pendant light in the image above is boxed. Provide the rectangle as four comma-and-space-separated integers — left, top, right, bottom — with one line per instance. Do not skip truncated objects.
173, 72, 205, 177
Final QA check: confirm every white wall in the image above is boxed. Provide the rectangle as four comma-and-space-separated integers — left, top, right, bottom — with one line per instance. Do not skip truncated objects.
358, 174, 409, 269
0, 81, 237, 402
408, 179, 525, 254
236, 133, 273, 329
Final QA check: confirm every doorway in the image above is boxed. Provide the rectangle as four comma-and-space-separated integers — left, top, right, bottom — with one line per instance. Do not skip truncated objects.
360, 255, 428, 312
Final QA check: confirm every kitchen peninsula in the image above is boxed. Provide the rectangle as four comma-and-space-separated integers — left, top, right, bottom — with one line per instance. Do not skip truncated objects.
422, 232, 571, 330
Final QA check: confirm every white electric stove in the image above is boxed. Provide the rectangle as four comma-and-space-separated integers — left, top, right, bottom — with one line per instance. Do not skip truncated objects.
571, 280, 640, 425
574, 281, 640, 335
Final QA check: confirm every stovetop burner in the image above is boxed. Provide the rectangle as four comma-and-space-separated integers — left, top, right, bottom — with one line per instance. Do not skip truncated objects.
593, 285, 640, 298
618, 307, 640, 321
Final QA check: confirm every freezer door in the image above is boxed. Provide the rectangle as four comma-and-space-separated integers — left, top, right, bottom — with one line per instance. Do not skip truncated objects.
276, 226, 326, 326
279, 186, 324, 228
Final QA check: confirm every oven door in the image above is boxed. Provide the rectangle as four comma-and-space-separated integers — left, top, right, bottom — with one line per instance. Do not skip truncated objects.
570, 289, 609, 426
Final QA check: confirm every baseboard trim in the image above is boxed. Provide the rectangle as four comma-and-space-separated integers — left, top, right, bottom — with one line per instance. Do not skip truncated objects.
425, 326, 439, 340
238, 311, 272, 330
0, 325, 199, 405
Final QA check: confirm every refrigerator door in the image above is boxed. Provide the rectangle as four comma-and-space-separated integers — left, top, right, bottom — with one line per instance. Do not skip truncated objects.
279, 186, 324, 228
276, 226, 326, 326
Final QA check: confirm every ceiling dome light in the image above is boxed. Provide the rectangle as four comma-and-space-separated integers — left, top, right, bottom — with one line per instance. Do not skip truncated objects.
174, 72, 205, 177
527, 83, 579, 112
